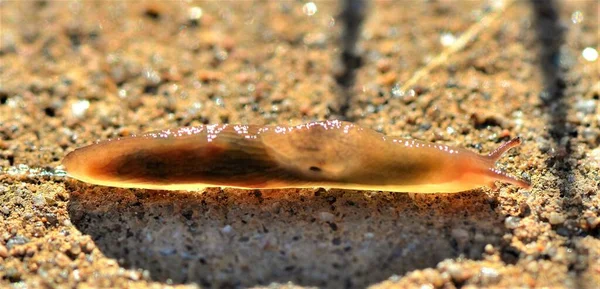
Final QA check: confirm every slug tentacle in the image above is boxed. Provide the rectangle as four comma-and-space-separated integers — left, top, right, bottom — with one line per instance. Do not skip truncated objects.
62, 120, 532, 193
482, 137, 531, 189
486, 168, 532, 189
487, 137, 522, 162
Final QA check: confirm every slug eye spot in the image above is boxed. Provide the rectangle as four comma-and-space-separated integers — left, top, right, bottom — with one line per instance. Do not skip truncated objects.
309, 166, 322, 173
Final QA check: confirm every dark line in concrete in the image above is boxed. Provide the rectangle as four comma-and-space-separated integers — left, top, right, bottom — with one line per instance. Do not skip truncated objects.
334, 0, 366, 121
530, 0, 588, 284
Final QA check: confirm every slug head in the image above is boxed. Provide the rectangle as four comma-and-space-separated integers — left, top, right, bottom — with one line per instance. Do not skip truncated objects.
478, 137, 531, 189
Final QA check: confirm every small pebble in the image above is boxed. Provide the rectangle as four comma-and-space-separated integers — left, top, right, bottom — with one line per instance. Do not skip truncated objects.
28, 262, 39, 273
451, 228, 470, 249
446, 263, 471, 283
72, 269, 81, 281
377, 72, 398, 86
422, 268, 444, 287
71, 100, 90, 118
586, 217, 600, 229
317, 211, 335, 222
4, 267, 21, 282
188, 6, 203, 21
127, 270, 141, 281
480, 267, 500, 283
556, 226, 570, 236
83, 241, 96, 253
55, 253, 71, 267
0, 244, 8, 258
159, 247, 176, 256
68, 242, 82, 257
581, 128, 598, 143
25, 246, 37, 257
32, 195, 46, 208
42, 213, 58, 226
44, 194, 57, 206
10, 246, 25, 257
587, 147, 600, 168
504, 216, 521, 229
574, 99, 596, 114
537, 140, 551, 153
7, 235, 30, 249
549, 212, 566, 225
221, 225, 233, 234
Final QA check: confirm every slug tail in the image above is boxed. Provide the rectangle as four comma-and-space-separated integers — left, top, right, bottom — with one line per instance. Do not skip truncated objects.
487, 137, 522, 162
486, 168, 531, 189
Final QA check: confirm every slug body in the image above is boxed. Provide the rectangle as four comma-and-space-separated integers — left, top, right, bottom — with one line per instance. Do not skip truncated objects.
63, 120, 531, 193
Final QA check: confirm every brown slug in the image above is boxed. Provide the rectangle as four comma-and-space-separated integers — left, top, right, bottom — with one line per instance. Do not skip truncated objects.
62, 120, 531, 192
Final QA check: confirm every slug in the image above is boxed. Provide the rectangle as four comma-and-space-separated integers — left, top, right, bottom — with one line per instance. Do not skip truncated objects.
62, 120, 531, 193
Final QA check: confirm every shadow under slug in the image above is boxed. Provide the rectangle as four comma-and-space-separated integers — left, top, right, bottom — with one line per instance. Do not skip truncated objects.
67, 182, 508, 289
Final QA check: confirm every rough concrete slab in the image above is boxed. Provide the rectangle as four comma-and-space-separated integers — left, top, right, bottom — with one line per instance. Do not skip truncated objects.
0, 1, 598, 288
